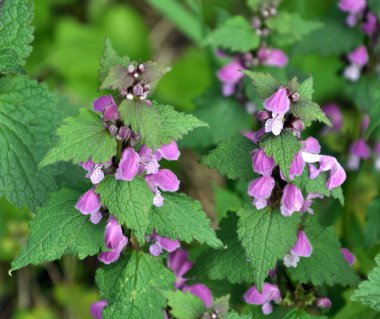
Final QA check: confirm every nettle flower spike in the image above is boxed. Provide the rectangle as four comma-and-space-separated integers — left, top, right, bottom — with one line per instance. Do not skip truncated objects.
244, 283, 281, 315
283, 231, 313, 268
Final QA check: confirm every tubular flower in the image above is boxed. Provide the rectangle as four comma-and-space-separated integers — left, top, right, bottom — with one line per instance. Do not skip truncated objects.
257, 47, 288, 67
280, 184, 304, 217
284, 231, 312, 267
248, 176, 275, 210
75, 189, 102, 224
217, 58, 244, 96
148, 232, 180, 257
244, 283, 281, 315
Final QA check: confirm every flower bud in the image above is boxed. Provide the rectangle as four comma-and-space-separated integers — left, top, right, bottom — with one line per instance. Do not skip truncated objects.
132, 83, 144, 96
108, 125, 118, 136
341, 247, 356, 266
127, 64, 135, 73
257, 110, 271, 121
290, 92, 300, 102
117, 126, 131, 141
138, 63, 144, 72
316, 297, 332, 309
291, 119, 304, 131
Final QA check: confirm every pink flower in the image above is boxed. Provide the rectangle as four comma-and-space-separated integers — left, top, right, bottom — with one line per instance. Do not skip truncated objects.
316, 297, 332, 309
217, 58, 244, 96
244, 283, 281, 315
348, 45, 369, 67
148, 232, 180, 256
183, 284, 213, 308
257, 47, 288, 67
338, 0, 366, 15
264, 87, 290, 115
93, 95, 120, 121
248, 176, 275, 210
347, 138, 371, 170
322, 103, 343, 132
252, 149, 275, 176
90, 300, 107, 319
341, 247, 356, 266
280, 184, 304, 217
115, 147, 140, 181
145, 169, 180, 207
284, 231, 312, 268
362, 12, 378, 35
75, 189, 102, 224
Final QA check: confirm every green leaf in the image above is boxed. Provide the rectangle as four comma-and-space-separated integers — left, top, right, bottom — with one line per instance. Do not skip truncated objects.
369, 0, 380, 19
293, 20, 364, 55
335, 290, 380, 319
10, 188, 105, 272
191, 213, 255, 284
293, 168, 330, 197
0, 0, 34, 73
288, 221, 360, 287
266, 12, 322, 46
352, 254, 380, 311
100, 65, 134, 91
152, 193, 221, 248
227, 311, 252, 319
40, 108, 117, 167
365, 197, 380, 246
206, 16, 260, 52
0, 75, 73, 210
96, 252, 175, 319
96, 176, 153, 244
166, 291, 206, 319
246, 0, 266, 11
213, 184, 243, 220
237, 205, 300, 290
202, 134, 256, 181
298, 77, 314, 100
98, 37, 130, 83
260, 129, 302, 181
282, 309, 328, 319
243, 71, 281, 99
155, 102, 208, 144
290, 99, 331, 127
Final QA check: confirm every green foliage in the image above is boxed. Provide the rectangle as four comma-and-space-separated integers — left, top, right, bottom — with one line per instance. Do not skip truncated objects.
120, 100, 207, 150
260, 129, 302, 181
282, 309, 327, 319
151, 193, 222, 248
96, 176, 153, 245
288, 221, 359, 287
96, 252, 175, 319
166, 291, 206, 319
334, 291, 380, 319
191, 213, 255, 284
266, 12, 322, 46
237, 205, 300, 290
202, 134, 256, 181
243, 71, 281, 99
0, 0, 34, 74
206, 16, 260, 52
40, 108, 116, 167
227, 311, 252, 319
10, 189, 105, 272
352, 254, 380, 311
213, 184, 243, 220
293, 169, 330, 197
369, 0, 380, 18
0, 75, 73, 210
365, 197, 380, 246
293, 20, 364, 55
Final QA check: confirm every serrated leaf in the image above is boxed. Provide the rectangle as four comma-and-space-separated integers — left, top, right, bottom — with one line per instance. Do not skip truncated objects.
298, 77, 314, 100
213, 184, 243, 220
98, 37, 130, 83
206, 16, 260, 52
266, 12, 322, 46
100, 65, 135, 91
290, 99, 331, 127
237, 205, 300, 290
166, 291, 206, 319
191, 213, 255, 284
155, 102, 208, 143
365, 197, 380, 246
0, 0, 34, 73
369, 0, 380, 19
151, 193, 221, 248
96, 252, 175, 319
293, 20, 364, 56
40, 108, 117, 167
0, 75, 73, 210
293, 168, 330, 197
243, 71, 281, 99
352, 254, 380, 311
246, 0, 266, 11
202, 134, 256, 181
260, 129, 302, 181
10, 188, 105, 272
96, 176, 153, 244
227, 311, 252, 319
282, 309, 328, 319
288, 221, 359, 287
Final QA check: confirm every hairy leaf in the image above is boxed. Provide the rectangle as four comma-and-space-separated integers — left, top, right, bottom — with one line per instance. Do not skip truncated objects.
40, 108, 117, 167
11, 188, 105, 272
260, 129, 302, 181
96, 176, 153, 244
237, 205, 300, 290
166, 291, 206, 319
243, 71, 281, 99
206, 16, 260, 52
151, 193, 221, 248
0, 0, 34, 73
365, 197, 380, 246
291, 99, 331, 127
202, 134, 256, 181
96, 252, 175, 319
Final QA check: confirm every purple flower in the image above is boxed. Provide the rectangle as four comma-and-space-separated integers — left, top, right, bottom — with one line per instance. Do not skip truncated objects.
347, 138, 371, 170
217, 58, 244, 96
155, 141, 180, 161
80, 159, 107, 185
248, 176, 275, 210
348, 45, 369, 67
90, 300, 107, 319
93, 95, 120, 121
280, 184, 304, 217
115, 147, 140, 181
167, 249, 193, 288
149, 232, 180, 256
341, 247, 356, 266
244, 283, 281, 315
284, 231, 312, 268
75, 189, 102, 224
322, 103, 343, 132
99, 217, 128, 264
183, 284, 213, 308
252, 149, 275, 176
301, 193, 323, 215
145, 169, 180, 207
316, 297, 332, 309
338, 0, 366, 15
243, 128, 266, 145
264, 113, 284, 136
289, 152, 305, 180
257, 47, 288, 67
363, 12, 378, 35
290, 137, 321, 179
264, 87, 290, 115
